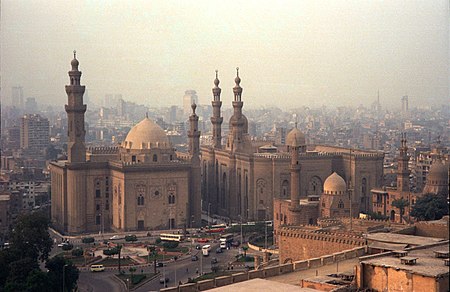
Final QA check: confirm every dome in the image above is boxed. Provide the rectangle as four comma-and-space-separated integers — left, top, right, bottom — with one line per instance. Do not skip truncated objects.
286, 127, 306, 147
427, 160, 448, 182
122, 117, 170, 150
323, 172, 347, 195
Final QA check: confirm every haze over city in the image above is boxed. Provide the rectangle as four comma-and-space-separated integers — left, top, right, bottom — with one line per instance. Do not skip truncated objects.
1, 0, 449, 109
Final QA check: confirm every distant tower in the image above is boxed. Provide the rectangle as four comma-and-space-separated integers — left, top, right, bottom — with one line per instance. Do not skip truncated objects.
397, 133, 410, 192
401, 95, 409, 116
65, 51, 87, 163
211, 70, 223, 148
11, 86, 24, 109
183, 90, 198, 118
188, 103, 202, 227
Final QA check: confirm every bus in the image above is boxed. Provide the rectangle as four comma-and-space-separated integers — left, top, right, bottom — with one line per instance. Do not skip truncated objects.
202, 244, 211, 256
90, 264, 105, 272
159, 233, 184, 242
219, 233, 234, 249
206, 224, 227, 233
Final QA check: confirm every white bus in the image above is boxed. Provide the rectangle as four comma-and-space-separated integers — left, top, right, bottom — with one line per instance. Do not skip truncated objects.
159, 233, 184, 242
202, 244, 211, 256
219, 233, 234, 249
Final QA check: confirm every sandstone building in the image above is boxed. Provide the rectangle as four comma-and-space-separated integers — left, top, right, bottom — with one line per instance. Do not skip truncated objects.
202, 70, 384, 223
50, 54, 201, 234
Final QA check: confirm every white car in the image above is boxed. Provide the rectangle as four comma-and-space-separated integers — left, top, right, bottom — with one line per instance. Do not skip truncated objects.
109, 235, 121, 240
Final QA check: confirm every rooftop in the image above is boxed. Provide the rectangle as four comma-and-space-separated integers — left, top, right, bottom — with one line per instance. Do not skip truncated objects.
367, 232, 445, 246
208, 278, 318, 292
361, 242, 449, 277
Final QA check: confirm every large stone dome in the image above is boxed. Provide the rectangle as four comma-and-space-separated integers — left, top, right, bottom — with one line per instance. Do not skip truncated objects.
286, 127, 306, 147
423, 160, 449, 195
122, 117, 170, 150
323, 172, 347, 195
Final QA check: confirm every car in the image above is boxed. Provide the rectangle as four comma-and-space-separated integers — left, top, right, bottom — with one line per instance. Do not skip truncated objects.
109, 235, 122, 240
215, 248, 223, 254
90, 264, 105, 272
197, 238, 209, 243
159, 277, 169, 284
210, 257, 218, 264
231, 240, 241, 247
57, 242, 69, 248
155, 262, 164, 267
191, 255, 198, 261
195, 244, 201, 250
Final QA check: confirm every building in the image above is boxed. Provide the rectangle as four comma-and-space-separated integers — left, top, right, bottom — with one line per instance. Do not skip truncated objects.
20, 114, 49, 154
50, 54, 201, 234
202, 70, 384, 224
183, 90, 198, 119
356, 241, 449, 292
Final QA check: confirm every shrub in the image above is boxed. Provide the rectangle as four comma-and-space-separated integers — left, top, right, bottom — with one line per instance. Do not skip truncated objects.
125, 235, 138, 242
155, 238, 162, 244
62, 243, 74, 251
162, 241, 179, 249
82, 237, 95, 244
71, 248, 83, 257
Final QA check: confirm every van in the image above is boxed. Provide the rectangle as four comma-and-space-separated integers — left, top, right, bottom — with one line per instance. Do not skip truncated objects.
90, 264, 105, 272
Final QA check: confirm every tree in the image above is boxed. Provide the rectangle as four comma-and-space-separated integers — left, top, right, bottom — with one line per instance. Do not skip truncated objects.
411, 194, 449, 221
8, 211, 53, 262
46, 256, 79, 292
242, 246, 249, 258
4, 257, 39, 291
125, 235, 138, 242
25, 270, 51, 292
391, 198, 410, 223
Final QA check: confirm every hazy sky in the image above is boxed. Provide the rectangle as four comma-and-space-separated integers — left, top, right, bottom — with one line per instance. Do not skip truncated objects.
1, 0, 449, 109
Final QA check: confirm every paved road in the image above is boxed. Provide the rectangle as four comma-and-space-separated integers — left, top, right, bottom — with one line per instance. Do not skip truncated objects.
78, 270, 126, 292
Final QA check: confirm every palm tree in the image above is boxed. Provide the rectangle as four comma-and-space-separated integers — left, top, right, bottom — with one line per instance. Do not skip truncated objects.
392, 198, 409, 223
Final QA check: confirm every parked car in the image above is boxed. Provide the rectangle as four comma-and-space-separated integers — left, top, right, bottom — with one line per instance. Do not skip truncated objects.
191, 255, 198, 261
215, 248, 223, 254
155, 262, 164, 267
109, 235, 122, 240
195, 244, 201, 250
159, 277, 169, 284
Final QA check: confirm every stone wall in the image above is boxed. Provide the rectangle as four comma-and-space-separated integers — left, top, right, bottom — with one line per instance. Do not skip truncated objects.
414, 217, 449, 239
278, 226, 365, 263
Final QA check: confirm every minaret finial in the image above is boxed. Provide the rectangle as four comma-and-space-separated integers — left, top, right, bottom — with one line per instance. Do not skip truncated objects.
233, 67, 242, 101
73, 50, 77, 59
215, 69, 218, 79
236, 67, 239, 77
191, 102, 197, 114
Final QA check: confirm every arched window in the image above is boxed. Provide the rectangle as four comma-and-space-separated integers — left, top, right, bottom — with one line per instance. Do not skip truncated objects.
153, 154, 158, 162
281, 180, 289, 198
168, 194, 175, 204
308, 176, 323, 196
137, 194, 144, 206
338, 199, 344, 209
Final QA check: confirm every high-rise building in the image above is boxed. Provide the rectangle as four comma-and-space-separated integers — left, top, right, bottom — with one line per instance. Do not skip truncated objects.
401, 95, 409, 117
25, 97, 38, 113
20, 114, 49, 154
183, 90, 198, 118
11, 86, 24, 109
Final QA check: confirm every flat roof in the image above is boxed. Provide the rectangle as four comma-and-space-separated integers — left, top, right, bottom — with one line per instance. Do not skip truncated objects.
367, 233, 445, 246
361, 242, 449, 277
208, 278, 319, 292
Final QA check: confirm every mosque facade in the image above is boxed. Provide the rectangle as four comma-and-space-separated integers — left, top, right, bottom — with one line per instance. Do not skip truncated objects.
50, 54, 201, 234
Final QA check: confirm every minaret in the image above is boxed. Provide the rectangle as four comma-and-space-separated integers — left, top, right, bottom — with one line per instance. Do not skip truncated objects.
65, 51, 87, 163
227, 67, 245, 152
211, 70, 223, 148
188, 103, 202, 227
289, 124, 301, 208
397, 132, 410, 192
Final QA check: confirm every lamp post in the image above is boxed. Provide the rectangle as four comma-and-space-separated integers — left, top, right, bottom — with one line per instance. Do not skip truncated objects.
265, 207, 268, 250
208, 203, 211, 228
238, 214, 243, 244
62, 264, 68, 292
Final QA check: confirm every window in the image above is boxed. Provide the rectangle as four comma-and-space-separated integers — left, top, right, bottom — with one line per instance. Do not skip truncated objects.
137, 194, 145, 206
132, 155, 136, 162
168, 194, 175, 204
338, 200, 344, 209
96, 189, 101, 198
105, 201, 109, 210
96, 204, 100, 211
153, 154, 158, 162
96, 215, 101, 225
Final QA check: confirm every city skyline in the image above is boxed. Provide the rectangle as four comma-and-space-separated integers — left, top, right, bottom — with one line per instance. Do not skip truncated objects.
2, 1, 449, 109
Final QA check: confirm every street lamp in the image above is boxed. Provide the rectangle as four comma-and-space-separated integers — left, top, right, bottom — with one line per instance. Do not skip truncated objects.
238, 214, 243, 244
208, 203, 211, 228
265, 207, 269, 250
62, 264, 68, 292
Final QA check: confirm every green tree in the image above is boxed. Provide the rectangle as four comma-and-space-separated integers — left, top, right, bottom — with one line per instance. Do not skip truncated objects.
411, 194, 449, 221
25, 270, 51, 292
8, 211, 53, 262
4, 257, 39, 291
391, 198, 410, 223
46, 256, 79, 292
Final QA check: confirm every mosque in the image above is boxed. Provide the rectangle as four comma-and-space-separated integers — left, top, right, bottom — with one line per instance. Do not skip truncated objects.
50, 54, 201, 234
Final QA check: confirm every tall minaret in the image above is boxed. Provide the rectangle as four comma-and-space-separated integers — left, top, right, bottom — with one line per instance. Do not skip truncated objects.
397, 132, 410, 192
65, 51, 87, 163
288, 124, 301, 208
211, 70, 223, 148
227, 67, 245, 152
188, 103, 202, 227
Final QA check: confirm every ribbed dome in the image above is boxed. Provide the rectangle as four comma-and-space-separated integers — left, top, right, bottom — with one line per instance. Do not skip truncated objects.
122, 117, 170, 150
427, 160, 448, 182
323, 172, 347, 195
286, 127, 306, 147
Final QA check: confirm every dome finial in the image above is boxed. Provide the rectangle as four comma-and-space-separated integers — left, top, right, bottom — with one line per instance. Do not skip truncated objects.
235, 67, 241, 86
73, 50, 77, 59
71, 50, 79, 70
191, 102, 197, 114
214, 70, 220, 87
